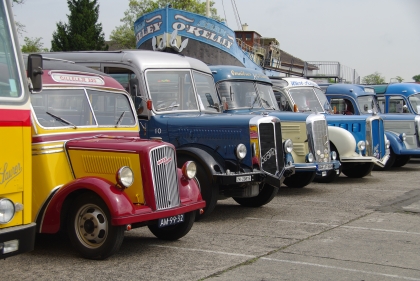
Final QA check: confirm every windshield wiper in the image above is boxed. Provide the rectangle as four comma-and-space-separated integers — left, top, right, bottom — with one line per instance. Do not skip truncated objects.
250, 96, 259, 109
46, 112, 77, 128
260, 98, 276, 110
115, 111, 126, 127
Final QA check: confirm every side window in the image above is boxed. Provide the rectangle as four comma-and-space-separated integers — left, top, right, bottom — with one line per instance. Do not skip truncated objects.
193, 71, 220, 112
273, 90, 291, 111
377, 96, 385, 113
389, 96, 409, 113
330, 98, 354, 115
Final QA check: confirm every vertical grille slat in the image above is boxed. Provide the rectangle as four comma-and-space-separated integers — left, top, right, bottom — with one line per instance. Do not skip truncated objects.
150, 145, 180, 210
368, 118, 385, 159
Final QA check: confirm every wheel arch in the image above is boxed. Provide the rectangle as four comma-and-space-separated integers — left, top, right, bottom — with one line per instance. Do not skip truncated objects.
38, 177, 134, 234
385, 131, 404, 155
328, 126, 356, 157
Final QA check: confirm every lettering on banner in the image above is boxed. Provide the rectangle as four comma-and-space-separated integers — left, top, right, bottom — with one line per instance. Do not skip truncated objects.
0, 162, 22, 187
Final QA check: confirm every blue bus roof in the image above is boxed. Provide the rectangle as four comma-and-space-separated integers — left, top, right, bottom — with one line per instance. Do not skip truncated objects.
372, 83, 420, 97
325, 84, 375, 98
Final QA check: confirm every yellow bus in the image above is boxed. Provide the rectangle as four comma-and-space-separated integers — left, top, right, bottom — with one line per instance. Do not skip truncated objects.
0, 0, 42, 258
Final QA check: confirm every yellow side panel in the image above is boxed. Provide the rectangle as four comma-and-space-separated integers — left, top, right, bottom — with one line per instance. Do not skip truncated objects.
68, 150, 144, 204
282, 121, 309, 163
0, 126, 32, 227
32, 142, 73, 222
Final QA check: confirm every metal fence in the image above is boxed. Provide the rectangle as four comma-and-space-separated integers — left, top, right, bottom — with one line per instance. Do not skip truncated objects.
304, 61, 360, 84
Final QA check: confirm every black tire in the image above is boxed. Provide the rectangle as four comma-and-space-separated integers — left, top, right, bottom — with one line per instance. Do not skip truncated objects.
374, 147, 396, 171
341, 163, 374, 178
67, 192, 125, 260
232, 183, 278, 207
177, 157, 218, 220
283, 172, 316, 188
393, 155, 411, 167
148, 211, 196, 240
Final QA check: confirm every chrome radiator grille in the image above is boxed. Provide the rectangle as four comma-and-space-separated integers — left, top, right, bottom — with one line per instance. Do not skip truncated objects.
366, 117, 386, 159
259, 122, 284, 176
149, 145, 180, 210
311, 119, 330, 162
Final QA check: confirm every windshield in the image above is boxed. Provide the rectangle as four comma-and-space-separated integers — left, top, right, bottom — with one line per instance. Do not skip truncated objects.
357, 95, 380, 114
32, 88, 135, 127
146, 70, 219, 113
0, 4, 22, 99
217, 81, 279, 110
288, 87, 324, 112
409, 93, 420, 114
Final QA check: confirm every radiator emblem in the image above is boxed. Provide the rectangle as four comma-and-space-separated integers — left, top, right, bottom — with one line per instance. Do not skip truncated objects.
261, 148, 276, 164
157, 157, 173, 165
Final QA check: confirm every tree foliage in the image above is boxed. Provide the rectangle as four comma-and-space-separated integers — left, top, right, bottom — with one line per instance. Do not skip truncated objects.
362, 72, 386, 85
413, 75, 420, 82
21, 37, 48, 53
51, 0, 108, 51
394, 76, 404, 83
109, 0, 222, 49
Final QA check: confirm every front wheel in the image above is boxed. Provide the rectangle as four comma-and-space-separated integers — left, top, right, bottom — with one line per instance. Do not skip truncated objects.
67, 192, 125, 260
232, 183, 278, 207
283, 172, 316, 188
393, 155, 411, 167
341, 163, 374, 178
148, 211, 196, 240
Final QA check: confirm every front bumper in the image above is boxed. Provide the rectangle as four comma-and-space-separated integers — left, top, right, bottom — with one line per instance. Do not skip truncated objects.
112, 200, 206, 226
0, 223, 36, 259
340, 154, 390, 168
295, 160, 341, 175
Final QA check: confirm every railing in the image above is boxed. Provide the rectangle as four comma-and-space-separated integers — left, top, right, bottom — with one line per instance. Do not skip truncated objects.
305, 61, 360, 84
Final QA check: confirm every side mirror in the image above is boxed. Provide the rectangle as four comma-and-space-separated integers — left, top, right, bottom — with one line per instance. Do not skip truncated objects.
27, 54, 43, 92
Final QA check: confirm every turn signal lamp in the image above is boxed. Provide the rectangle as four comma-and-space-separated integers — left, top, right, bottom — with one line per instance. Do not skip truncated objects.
147, 100, 153, 110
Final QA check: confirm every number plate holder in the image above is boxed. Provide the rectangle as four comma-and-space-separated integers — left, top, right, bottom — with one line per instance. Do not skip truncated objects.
158, 214, 185, 228
236, 175, 252, 183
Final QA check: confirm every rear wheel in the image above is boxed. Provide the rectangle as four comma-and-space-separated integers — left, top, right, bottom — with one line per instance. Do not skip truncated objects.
232, 183, 278, 207
341, 163, 374, 178
67, 193, 124, 260
283, 172, 316, 188
148, 211, 196, 240
393, 155, 411, 167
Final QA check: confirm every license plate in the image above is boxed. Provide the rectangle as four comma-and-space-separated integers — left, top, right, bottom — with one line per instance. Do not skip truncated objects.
158, 214, 184, 228
322, 171, 327, 177
236, 175, 251, 182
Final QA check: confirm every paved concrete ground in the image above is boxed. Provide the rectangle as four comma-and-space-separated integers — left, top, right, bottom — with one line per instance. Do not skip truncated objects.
3, 159, 420, 281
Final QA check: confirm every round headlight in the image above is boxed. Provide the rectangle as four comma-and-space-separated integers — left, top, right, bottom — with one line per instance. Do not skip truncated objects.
306, 153, 314, 163
182, 161, 197, 179
386, 140, 390, 149
235, 144, 247, 160
0, 198, 16, 224
357, 140, 366, 151
399, 133, 406, 142
284, 139, 293, 153
331, 151, 337, 160
116, 166, 134, 188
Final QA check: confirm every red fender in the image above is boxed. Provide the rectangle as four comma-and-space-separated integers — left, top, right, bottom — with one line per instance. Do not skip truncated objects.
177, 169, 203, 204
40, 177, 133, 233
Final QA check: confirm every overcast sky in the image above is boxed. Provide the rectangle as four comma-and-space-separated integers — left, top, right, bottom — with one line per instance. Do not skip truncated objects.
13, 0, 420, 82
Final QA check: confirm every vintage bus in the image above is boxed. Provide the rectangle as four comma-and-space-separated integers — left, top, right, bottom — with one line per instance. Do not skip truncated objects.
0, 0, 42, 258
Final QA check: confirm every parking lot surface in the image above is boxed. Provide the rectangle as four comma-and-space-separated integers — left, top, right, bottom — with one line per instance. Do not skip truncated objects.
3, 160, 420, 281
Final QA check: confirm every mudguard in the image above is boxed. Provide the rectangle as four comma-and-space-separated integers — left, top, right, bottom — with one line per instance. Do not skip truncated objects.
328, 126, 357, 158
38, 177, 135, 234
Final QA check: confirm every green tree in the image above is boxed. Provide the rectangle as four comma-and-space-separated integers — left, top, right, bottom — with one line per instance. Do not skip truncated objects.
21, 37, 48, 53
51, 0, 108, 51
362, 72, 386, 85
413, 75, 420, 82
394, 76, 404, 83
109, 0, 222, 49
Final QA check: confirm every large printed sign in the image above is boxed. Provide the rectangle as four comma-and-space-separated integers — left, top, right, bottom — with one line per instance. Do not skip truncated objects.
134, 8, 236, 53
